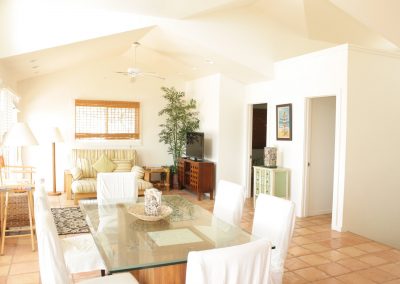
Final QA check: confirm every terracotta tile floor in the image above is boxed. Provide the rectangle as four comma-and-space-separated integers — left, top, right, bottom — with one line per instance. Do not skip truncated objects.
0, 190, 399, 283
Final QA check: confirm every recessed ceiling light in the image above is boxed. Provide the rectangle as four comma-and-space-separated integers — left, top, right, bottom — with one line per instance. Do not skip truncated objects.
191, 66, 198, 71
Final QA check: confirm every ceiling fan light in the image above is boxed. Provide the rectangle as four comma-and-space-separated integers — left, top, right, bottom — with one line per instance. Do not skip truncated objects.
127, 67, 139, 75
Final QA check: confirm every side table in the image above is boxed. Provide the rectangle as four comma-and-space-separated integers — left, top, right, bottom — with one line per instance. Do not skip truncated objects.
143, 167, 170, 192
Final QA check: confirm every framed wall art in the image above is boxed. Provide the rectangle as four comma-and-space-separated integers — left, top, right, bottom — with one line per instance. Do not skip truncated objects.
276, 103, 292, 141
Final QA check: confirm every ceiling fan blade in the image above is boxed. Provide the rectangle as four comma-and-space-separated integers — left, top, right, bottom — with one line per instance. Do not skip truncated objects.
140, 72, 166, 80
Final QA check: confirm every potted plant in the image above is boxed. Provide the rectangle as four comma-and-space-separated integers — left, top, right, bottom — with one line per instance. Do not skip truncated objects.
158, 86, 200, 188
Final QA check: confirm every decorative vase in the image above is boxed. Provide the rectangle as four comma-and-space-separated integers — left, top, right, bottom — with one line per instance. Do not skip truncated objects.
264, 147, 277, 168
144, 188, 162, 216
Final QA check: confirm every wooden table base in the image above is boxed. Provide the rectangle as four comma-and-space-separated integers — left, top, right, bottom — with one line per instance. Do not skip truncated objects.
130, 263, 187, 284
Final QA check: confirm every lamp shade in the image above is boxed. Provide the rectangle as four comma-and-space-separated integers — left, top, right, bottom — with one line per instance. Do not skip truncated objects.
48, 127, 63, 143
3, 122, 38, 146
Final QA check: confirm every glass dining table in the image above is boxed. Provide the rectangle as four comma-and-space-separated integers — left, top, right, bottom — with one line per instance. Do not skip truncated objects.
80, 195, 252, 283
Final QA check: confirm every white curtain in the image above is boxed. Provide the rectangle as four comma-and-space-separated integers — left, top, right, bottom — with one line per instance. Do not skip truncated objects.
0, 87, 19, 164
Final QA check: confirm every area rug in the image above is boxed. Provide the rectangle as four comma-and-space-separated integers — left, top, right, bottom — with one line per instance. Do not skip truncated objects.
51, 207, 90, 235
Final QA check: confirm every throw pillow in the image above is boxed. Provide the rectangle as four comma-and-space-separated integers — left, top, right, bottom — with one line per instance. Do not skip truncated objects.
131, 165, 145, 179
92, 154, 116, 173
76, 158, 96, 178
70, 167, 83, 180
112, 159, 132, 172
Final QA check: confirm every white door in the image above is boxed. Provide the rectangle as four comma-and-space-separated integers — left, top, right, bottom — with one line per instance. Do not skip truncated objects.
307, 96, 336, 216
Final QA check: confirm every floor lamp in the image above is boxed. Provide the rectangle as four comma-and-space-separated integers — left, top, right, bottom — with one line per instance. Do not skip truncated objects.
48, 127, 63, 196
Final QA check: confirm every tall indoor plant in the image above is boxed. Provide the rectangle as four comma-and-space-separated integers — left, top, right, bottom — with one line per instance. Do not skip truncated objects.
158, 86, 200, 174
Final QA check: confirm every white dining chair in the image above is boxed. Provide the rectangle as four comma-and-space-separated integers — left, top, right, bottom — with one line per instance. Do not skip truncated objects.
252, 193, 296, 284
36, 211, 138, 284
186, 238, 272, 284
213, 180, 246, 227
97, 172, 138, 204
34, 187, 106, 275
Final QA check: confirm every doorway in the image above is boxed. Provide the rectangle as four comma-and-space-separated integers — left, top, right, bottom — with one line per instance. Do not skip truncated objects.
250, 104, 267, 197
305, 96, 336, 216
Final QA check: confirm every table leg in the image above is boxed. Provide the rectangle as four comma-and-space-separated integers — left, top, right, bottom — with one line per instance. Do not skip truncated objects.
1, 192, 9, 255
27, 191, 35, 251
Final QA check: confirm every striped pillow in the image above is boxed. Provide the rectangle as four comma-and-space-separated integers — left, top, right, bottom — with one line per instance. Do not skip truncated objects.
131, 166, 145, 179
70, 167, 83, 180
113, 159, 132, 172
76, 158, 97, 178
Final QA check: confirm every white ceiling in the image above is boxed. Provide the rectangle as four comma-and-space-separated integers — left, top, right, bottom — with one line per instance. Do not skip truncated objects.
1, 0, 399, 84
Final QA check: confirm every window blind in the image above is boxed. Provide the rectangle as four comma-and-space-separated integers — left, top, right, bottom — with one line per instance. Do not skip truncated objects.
75, 100, 140, 140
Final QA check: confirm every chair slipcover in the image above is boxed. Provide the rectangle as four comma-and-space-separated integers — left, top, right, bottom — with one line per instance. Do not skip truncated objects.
186, 238, 272, 284
97, 172, 138, 204
36, 212, 72, 284
61, 234, 106, 274
252, 194, 296, 284
33, 182, 106, 274
80, 273, 139, 284
213, 180, 245, 227
36, 213, 138, 284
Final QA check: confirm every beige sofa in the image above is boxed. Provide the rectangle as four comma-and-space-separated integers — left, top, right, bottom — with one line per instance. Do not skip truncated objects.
65, 149, 153, 205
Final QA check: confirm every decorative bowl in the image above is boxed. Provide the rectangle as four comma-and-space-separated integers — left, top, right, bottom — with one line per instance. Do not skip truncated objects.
127, 204, 173, 221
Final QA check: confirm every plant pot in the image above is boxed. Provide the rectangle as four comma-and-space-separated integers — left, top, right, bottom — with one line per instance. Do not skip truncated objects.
171, 173, 180, 190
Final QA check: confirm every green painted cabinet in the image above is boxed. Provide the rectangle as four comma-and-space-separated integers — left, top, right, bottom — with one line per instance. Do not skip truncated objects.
253, 166, 290, 207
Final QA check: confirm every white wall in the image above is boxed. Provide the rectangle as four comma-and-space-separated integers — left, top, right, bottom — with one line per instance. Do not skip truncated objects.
246, 45, 348, 224
186, 74, 220, 163
18, 54, 185, 191
307, 96, 336, 216
344, 47, 400, 248
246, 44, 400, 249
0, 63, 17, 90
218, 75, 246, 185
186, 74, 246, 189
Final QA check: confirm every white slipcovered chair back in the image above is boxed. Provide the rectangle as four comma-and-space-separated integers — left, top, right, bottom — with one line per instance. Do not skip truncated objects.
252, 193, 296, 284
186, 238, 272, 284
213, 180, 245, 227
97, 172, 138, 204
36, 212, 71, 284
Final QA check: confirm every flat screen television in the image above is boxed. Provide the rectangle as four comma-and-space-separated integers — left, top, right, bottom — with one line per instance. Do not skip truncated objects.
185, 132, 204, 161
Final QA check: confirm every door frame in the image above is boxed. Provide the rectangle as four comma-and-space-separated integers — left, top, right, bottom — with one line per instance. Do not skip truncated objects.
245, 105, 253, 198
303, 94, 344, 231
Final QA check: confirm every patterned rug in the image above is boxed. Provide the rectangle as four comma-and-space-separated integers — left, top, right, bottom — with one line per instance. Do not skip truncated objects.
51, 207, 90, 235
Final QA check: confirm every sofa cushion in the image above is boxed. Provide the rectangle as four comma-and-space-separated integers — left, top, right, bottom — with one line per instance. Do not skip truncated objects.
112, 159, 132, 172
92, 155, 116, 173
77, 158, 97, 178
72, 178, 152, 195
71, 178, 97, 194
70, 167, 83, 180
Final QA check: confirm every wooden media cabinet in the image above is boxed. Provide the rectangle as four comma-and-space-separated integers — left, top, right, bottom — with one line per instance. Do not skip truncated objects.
178, 158, 215, 200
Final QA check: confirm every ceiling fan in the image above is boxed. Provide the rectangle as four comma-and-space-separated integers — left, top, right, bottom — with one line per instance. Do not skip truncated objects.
116, 42, 165, 81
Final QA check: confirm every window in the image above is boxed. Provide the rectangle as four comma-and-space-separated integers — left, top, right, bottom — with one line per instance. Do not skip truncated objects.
75, 100, 140, 140
0, 88, 18, 144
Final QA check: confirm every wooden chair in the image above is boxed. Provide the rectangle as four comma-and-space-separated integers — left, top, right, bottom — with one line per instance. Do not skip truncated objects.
0, 155, 36, 255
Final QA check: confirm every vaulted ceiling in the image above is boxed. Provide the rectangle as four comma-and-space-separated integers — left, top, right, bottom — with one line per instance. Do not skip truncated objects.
1, 0, 399, 84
